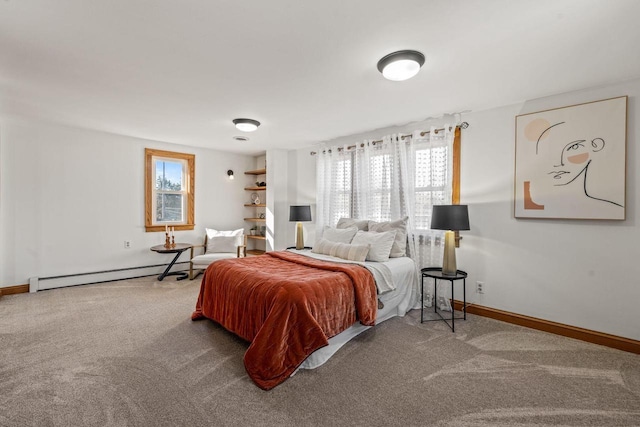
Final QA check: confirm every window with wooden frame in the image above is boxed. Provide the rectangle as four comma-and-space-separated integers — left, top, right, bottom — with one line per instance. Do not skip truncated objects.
145, 148, 195, 232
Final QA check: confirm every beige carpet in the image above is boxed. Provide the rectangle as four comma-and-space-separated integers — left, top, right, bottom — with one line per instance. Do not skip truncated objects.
1, 276, 639, 426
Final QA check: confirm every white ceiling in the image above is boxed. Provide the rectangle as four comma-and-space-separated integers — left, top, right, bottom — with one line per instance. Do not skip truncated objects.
2, 0, 640, 155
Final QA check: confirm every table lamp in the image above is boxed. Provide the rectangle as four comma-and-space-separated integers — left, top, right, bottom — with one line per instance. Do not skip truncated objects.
289, 205, 312, 250
430, 204, 470, 276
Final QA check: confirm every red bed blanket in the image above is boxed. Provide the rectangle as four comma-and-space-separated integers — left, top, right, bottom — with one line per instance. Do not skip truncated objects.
192, 251, 377, 390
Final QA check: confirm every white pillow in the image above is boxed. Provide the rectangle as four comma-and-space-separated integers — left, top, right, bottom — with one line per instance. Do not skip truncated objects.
206, 228, 243, 238
206, 235, 241, 253
205, 228, 243, 254
368, 217, 408, 257
311, 238, 370, 262
351, 230, 397, 262
322, 226, 358, 244
336, 218, 369, 231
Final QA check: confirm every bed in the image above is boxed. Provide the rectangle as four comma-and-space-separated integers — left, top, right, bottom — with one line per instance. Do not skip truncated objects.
192, 249, 418, 390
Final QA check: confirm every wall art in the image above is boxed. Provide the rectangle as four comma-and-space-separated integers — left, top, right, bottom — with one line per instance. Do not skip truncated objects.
514, 96, 627, 220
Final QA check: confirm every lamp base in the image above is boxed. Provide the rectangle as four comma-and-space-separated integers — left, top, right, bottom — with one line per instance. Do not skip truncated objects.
295, 222, 304, 250
442, 230, 457, 275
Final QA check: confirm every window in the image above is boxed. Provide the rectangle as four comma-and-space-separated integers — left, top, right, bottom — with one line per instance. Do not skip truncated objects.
364, 152, 392, 222
340, 128, 461, 228
413, 143, 450, 229
145, 148, 195, 232
316, 128, 462, 266
332, 158, 353, 224
414, 128, 461, 229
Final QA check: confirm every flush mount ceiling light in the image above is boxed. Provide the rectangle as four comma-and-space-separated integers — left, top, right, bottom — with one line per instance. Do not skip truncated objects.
233, 118, 261, 132
377, 50, 425, 81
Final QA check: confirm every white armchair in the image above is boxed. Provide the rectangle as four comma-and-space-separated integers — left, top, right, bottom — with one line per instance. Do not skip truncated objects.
189, 228, 247, 279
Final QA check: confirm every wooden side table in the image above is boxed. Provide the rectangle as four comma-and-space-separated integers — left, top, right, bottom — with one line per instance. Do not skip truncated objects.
421, 267, 467, 332
150, 243, 193, 281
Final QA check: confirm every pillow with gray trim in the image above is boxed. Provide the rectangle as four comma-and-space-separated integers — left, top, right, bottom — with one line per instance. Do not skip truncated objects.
368, 217, 408, 257
311, 238, 370, 262
322, 226, 358, 243
351, 230, 397, 262
336, 218, 369, 231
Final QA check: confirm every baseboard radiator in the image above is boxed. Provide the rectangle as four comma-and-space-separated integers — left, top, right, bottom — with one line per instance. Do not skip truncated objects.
28, 261, 189, 292
412, 233, 447, 308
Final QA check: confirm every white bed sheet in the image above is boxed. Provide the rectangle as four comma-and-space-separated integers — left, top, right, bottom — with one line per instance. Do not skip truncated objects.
286, 250, 419, 371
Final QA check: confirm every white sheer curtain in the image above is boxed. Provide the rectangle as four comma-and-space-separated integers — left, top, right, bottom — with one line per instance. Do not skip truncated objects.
315, 124, 456, 274
316, 144, 353, 230
411, 126, 454, 270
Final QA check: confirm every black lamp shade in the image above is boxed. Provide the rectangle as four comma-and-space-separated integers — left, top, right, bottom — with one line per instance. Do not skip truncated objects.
430, 205, 470, 231
289, 205, 312, 222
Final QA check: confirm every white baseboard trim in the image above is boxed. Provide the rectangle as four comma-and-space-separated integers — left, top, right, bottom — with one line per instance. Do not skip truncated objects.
28, 262, 189, 292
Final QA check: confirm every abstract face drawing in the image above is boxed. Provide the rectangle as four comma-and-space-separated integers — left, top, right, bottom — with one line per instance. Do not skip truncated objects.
524, 118, 622, 208
547, 137, 603, 184
515, 96, 626, 220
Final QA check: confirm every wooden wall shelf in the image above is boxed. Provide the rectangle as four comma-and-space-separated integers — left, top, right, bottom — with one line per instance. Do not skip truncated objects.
245, 168, 266, 175
245, 164, 267, 255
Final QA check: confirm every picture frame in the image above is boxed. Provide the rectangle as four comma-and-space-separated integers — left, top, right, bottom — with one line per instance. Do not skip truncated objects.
514, 96, 627, 220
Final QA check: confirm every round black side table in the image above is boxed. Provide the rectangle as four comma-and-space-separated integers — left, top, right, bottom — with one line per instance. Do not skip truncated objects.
421, 267, 467, 332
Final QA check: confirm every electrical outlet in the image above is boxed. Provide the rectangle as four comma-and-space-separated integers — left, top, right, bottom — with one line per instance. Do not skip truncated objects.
124, 240, 131, 249
476, 281, 484, 294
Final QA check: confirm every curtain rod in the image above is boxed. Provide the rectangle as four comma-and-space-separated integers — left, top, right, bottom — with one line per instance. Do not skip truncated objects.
309, 122, 468, 155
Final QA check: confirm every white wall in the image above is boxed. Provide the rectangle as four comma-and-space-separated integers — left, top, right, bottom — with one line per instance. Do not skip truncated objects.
266, 149, 289, 250
285, 149, 317, 248
290, 77, 640, 341
0, 116, 253, 287
460, 78, 639, 341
